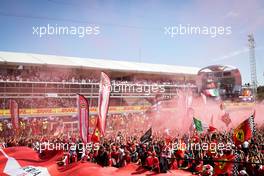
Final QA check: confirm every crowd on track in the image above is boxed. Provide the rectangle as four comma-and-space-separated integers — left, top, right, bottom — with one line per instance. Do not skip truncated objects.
0, 113, 148, 139
0, 67, 263, 175
0, 118, 264, 176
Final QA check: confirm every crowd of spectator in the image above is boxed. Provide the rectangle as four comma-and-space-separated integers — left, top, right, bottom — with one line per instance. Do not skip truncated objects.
0, 97, 133, 109
2, 66, 263, 175
0, 98, 77, 109
0, 66, 100, 83
0, 113, 148, 138
0, 115, 263, 175
0, 66, 195, 86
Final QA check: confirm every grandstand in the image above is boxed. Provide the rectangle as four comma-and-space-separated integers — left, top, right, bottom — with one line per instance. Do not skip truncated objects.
0, 51, 199, 131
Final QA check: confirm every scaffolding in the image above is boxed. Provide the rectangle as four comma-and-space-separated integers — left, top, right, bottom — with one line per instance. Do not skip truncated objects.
248, 34, 257, 98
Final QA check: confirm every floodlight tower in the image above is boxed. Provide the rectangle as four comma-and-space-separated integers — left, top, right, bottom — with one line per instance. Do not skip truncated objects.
248, 34, 257, 97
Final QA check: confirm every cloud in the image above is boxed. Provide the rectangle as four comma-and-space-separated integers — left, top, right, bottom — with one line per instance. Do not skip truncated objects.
211, 46, 264, 62
224, 11, 239, 18
212, 48, 249, 62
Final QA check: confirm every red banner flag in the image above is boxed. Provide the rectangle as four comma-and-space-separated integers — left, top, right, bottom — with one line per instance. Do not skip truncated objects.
9, 99, 19, 129
77, 94, 89, 143
91, 121, 101, 143
233, 113, 255, 146
0, 147, 193, 176
221, 112, 231, 127
97, 72, 111, 136
214, 154, 234, 175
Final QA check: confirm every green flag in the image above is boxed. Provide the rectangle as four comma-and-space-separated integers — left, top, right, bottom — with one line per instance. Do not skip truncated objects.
193, 117, 203, 132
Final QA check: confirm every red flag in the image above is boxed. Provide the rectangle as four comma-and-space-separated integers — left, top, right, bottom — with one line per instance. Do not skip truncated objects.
214, 154, 234, 175
0, 147, 193, 175
77, 94, 89, 143
9, 100, 19, 129
208, 126, 217, 132
97, 72, 111, 136
91, 121, 101, 143
221, 112, 231, 127
233, 114, 255, 146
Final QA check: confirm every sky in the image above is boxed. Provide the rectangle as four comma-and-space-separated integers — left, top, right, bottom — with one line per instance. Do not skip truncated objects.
0, 0, 263, 85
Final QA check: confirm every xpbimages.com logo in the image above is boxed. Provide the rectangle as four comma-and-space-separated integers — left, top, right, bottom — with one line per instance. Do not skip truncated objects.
33, 141, 233, 154
32, 24, 100, 38
33, 142, 101, 153
164, 24, 232, 38
104, 83, 166, 94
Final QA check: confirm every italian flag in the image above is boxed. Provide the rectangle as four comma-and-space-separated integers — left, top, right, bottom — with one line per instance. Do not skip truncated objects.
193, 117, 216, 133
204, 89, 219, 97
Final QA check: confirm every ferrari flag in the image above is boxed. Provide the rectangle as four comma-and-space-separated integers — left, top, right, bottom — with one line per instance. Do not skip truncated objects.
214, 154, 235, 175
9, 99, 19, 129
233, 112, 256, 146
98, 72, 111, 136
77, 94, 89, 143
91, 121, 101, 143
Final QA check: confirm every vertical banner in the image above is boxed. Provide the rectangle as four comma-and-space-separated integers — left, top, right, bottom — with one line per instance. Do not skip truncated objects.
97, 72, 111, 136
9, 100, 19, 129
77, 94, 89, 143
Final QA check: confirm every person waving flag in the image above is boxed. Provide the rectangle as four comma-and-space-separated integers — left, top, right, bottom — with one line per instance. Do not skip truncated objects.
233, 111, 256, 146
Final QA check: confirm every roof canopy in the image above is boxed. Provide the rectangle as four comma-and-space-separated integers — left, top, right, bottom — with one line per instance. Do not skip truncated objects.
198, 65, 238, 73
0, 51, 199, 75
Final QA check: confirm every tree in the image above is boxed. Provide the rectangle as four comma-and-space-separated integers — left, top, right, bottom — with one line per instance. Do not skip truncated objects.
257, 86, 264, 101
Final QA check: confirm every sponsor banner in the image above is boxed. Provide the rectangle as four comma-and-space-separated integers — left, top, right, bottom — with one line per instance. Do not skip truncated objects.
223, 102, 255, 107
0, 106, 150, 118
223, 102, 255, 111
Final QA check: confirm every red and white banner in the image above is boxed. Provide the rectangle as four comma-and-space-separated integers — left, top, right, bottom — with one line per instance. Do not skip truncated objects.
9, 100, 19, 129
97, 72, 111, 136
77, 94, 89, 143
0, 147, 192, 176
